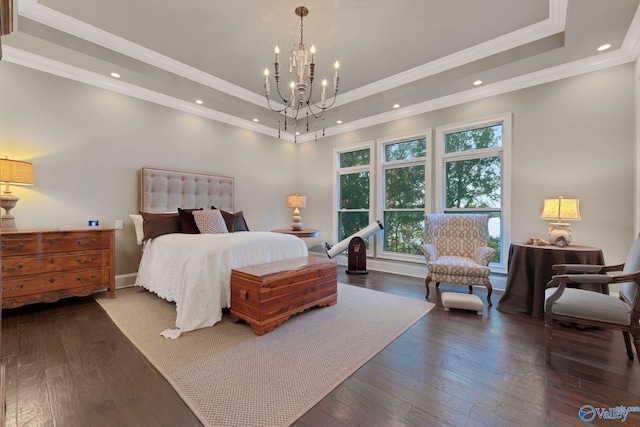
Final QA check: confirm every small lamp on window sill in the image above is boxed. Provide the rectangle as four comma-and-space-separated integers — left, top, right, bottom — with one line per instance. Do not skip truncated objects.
540, 196, 581, 247
0, 157, 35, 232
286, 194, 307, 231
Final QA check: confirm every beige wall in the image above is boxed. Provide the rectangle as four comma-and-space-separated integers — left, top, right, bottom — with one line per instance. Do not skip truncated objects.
1, 61, 636, 283
298, 64, 636, 276
0, 62, 298, 276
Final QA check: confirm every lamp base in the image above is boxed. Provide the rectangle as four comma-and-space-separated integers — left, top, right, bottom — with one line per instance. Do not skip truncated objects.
291, 207, 303, 231
1, 193, 19, 232
548, 223, 572, 247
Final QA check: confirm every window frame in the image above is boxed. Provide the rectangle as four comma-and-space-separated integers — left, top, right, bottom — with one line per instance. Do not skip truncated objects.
434, 113, 512, 273
375, 131, 431, 263
332, 141, 376, 257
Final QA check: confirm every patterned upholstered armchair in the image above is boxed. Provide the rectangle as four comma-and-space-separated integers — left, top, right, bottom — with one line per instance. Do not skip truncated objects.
420, 214, 496, 305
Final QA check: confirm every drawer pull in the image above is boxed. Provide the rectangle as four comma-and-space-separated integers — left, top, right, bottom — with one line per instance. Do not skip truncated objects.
49, 239, 56, 245
49, 278, 56, 284
239, 289, 248, 300
76, 256, 98, 264
5, 263, 24, 271
50, 258, 57, 264
76, 239, 97, 246
3, 242, 25, 251
77, 274, 97, 283
2, 283, 24, 292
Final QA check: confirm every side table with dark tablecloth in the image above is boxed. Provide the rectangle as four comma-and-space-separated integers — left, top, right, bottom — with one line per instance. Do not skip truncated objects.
497, 243, 605, 319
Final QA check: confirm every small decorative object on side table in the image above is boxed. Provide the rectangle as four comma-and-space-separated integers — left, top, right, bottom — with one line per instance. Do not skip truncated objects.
271, 228, 320, 238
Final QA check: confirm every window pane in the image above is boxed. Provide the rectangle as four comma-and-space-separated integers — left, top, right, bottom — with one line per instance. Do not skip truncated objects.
385, 166, 425, 209
339, 172, 369, 209
445, 156, 501, 209
338, 211, 370, 244
385, 138, 427, 162
445, 124, 502, 154
339, 149, 370, 168
383, 211, 424, 255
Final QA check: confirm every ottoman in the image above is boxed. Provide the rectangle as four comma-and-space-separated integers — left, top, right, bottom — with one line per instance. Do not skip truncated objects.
441, 292, 484, 315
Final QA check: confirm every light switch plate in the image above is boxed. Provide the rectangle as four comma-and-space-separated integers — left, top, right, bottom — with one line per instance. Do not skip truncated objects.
115, 220, 123, 230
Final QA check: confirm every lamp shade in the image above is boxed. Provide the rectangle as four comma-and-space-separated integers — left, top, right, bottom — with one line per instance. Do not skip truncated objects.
540, 197, 581, 222
286, 194, 307, 209
0, 158, 34, 186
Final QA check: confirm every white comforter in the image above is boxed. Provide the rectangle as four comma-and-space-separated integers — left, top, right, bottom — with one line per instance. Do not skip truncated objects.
135, 231, 308, 337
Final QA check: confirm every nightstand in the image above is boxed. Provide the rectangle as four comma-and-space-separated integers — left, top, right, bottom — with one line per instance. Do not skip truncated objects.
271, 229, 320, 238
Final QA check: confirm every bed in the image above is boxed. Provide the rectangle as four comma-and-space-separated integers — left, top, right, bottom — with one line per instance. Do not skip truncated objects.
133, 168, 308, 338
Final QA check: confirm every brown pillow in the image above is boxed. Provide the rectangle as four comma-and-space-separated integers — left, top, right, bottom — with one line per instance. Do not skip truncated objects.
141, 212, 182, 242
178, 208, 202, 234
212, 206, 250, 232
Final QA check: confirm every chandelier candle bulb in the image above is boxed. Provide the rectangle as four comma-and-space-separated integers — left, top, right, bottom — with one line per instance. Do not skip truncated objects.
275, 45, 280, 63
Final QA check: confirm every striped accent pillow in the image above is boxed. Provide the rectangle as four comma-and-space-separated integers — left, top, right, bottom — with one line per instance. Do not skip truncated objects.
193, 209, 229, 234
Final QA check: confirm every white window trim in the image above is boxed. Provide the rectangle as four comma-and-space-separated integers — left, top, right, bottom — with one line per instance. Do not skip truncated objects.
332, 141, 376, 257
376, 130, 431, 263
434, 113, 512, 274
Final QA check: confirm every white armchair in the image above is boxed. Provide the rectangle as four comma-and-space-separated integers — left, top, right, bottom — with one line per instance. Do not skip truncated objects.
420, 214, 496, 305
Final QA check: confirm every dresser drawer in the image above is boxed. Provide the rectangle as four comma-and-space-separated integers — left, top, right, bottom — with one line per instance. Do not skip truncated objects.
2, 268, 110, 298
0, 237, 40, 255
61, 250, 109, 270
60, 233, 111, 252
1, 255, 63, 277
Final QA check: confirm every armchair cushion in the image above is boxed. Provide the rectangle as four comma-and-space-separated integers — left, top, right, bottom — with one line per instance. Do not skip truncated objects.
545, 287, 631, 325
419, 243, 437, 263
428, 256, 490, 279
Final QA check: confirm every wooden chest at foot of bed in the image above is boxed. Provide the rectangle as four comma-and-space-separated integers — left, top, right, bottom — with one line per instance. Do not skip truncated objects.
230, 255, 337, 335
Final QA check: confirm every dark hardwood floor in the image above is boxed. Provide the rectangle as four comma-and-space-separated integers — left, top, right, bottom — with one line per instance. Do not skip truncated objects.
2, 267, 640, 426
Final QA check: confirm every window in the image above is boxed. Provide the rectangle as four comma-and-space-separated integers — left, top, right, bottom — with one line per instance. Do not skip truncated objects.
377, 133, 429, 260
333, 143, 374, 253
435, 114, 511, 272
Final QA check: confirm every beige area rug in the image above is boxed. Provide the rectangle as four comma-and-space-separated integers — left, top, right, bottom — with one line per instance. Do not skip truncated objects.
94, 283, 434, 427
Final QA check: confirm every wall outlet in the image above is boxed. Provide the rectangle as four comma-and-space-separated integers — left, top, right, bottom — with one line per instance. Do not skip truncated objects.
115, 219, 123, 230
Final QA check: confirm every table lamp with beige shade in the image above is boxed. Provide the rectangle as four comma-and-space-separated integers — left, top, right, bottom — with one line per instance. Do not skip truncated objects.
286, 194, 306, 231
540, 196, 581, 247
0, 157, 34, 231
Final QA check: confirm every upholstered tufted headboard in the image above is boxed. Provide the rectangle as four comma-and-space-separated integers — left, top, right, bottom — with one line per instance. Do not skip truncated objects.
141, 167, 234, 213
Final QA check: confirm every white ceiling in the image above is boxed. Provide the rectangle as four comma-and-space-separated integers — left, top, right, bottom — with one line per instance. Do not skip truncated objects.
3, 0, 640, 142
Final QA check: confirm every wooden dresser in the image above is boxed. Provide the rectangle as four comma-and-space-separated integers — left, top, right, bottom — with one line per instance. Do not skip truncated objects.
1, 228, 115, 308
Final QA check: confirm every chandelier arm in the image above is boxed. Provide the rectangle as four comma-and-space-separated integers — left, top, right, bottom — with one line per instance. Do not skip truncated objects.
265, 96, 291, 114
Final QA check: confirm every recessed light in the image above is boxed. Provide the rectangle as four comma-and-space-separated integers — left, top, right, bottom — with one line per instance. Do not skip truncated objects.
393, 104, 400, 109
597, 44, 611, 51
253, 118, 259, 122
473, 80, 483, 86
110, 72, 120, 78
195, 99, 203, 105
336, 120, 343, 124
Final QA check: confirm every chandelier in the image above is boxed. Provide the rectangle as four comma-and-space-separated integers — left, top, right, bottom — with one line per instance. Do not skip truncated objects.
263, 6, 339, 142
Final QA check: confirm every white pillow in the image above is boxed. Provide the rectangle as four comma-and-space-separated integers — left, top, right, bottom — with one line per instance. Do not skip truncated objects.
193, 209, 229, 234
130, 214, 144, 245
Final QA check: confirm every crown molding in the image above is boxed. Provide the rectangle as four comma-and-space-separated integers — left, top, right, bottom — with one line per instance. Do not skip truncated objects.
10, 0, 639, 145
16, 0, 286, 112
17, 0, 566, 113
334, 0, 568, 106
1, 45, 290, 141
